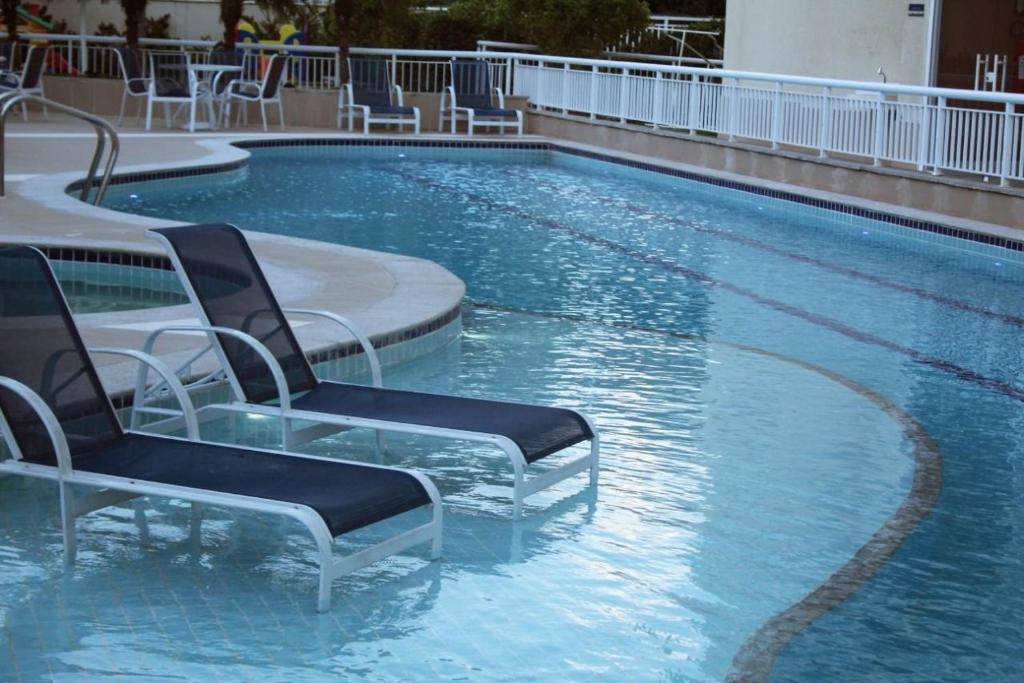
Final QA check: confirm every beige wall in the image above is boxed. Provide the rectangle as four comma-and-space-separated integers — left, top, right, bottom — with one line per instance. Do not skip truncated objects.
723, 0, 933, 86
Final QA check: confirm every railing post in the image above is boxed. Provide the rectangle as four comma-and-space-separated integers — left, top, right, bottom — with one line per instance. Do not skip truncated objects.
819, 86, 831, 158
334, 51, 342, 88
562, 63, 570, 115
932, 96, 947, 175
619, 67, 629, 123
770, 81, 783, 149
687, 73, 697, 134
506, 57, 514, 96
653, 70, 663, 129
999, 101, 1015, 187
589, 65, 597, 120
727, 77, 738, 141
873, 93, 886, 166
916, 97, 932, 171
389, 54, 398, 89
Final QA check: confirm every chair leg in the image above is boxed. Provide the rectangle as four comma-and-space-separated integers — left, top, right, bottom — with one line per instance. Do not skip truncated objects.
163, 102, 172, 128
188, 99, 197, 133
278, 98, 284, 130
451, 110, 456, 135
118, 89, 128, 126
260, 101, 268, 132
20, 101, 27, 122
414, 110, 421, 136
145, 97, 154, 131
467, 112, 474, 137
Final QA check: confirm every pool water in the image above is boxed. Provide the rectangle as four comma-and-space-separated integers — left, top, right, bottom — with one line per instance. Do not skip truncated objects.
50, 260, 188, 313
3, 146, 1021, 681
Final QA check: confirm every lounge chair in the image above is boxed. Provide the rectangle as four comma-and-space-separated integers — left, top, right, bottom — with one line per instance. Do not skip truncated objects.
338, 57, 420, 134
112, 46, 150, 126
439, 58, 523, 136
0, 245, 442, 612
146, 224, 599, 518
0, 44, 48, 121
223, 53, 288, 131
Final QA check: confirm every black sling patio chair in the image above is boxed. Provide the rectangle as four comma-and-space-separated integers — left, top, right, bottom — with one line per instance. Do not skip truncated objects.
146, 224, 599, 518
439, 58, 523, 135
0, 44, 48, 121
0, 246, 442, 612
338, 57, 421, 134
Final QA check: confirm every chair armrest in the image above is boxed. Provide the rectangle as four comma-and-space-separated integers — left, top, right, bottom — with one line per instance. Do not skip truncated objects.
140, 325, 293, 410
0, 376, 72, 475
441, 85, 456, 110
392, 84, 404, 106
494, 87, 505, 109
88, 347, 200, 440
282, 308, 382, 388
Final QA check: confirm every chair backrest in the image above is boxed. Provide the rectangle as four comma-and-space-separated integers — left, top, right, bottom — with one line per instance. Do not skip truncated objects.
114, 46, 147, 94
451, 59, 494, 110
0, 42, 14, 71
149, 50, 191, 97
152, 224, 319, 404
348, 58, 393, 108
208, 49, 243, 95
260, 54, 288, 100
18, 45, 48, 90
0, 247, 124, 464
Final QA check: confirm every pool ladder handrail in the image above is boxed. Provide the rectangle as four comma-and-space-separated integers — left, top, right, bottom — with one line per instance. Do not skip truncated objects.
0, 92, 120, 205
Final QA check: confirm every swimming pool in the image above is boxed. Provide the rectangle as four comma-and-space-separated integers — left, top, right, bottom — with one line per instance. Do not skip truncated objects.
50, 259, 188, 313
4, 144, 1021, 681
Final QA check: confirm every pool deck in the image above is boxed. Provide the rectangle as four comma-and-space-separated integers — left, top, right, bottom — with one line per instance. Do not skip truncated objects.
1, 118, 469, 391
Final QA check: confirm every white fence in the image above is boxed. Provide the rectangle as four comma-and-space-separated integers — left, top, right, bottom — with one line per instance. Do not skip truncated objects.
3, 32, 1023, 185
515, 57, 1024, 186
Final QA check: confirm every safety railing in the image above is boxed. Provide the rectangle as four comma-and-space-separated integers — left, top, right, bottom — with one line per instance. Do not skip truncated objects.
4, 32, 1023, 185
0, 93, 119, 204
513, 56, 1024, 187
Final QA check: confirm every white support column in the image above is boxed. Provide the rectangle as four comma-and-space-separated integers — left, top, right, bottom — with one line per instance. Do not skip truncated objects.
999, 101, 1015, 187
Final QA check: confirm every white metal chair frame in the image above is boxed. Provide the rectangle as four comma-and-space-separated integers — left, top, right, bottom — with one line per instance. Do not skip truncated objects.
222, 54, 287, 132
111, 47, 150, 126
145, 51, 210, 133
337, 78, 421, 135
0, 45, 48, 122
0, 343, 442, 613
144, 232, 599, 519
438, 79, 523, 136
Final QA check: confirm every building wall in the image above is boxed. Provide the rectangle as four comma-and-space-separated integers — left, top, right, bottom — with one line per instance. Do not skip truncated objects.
43, 0, 262, 42
723, 0, 934, 86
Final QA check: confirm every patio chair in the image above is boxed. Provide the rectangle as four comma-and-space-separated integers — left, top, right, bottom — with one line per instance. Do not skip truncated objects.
0, 245, 442, 613
338, 57, 420, 134
112, 46, 150, 126
0, 44, 48, 121
207, 48, 244, 117
146, 50, 206, 132
439, 58, 522, 136
147, 224, 599, 519
223, 53, 287, 131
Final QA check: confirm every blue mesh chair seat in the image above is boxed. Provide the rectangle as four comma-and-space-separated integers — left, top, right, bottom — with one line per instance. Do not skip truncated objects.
440, 58, 523, 136
293, 382, 591, 464
150, 224, 599, 518
76, 433, 432, 536
338, 58, 421, 134
0, 246, 442, 612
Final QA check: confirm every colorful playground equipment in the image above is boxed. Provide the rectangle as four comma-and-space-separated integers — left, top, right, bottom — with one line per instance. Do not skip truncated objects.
6, 4, 80, 75
236, 21, 305, 79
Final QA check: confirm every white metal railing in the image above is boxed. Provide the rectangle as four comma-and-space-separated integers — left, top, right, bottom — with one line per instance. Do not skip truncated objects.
4, 32, 1023, 185
513, 55, 1024, 186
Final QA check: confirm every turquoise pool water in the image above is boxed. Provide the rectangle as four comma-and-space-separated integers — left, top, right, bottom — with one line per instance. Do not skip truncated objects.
50, 260, 188, 313
3, 146, 1021, 681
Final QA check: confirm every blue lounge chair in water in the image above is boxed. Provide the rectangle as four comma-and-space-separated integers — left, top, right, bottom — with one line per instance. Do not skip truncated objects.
0, 246, 442, 612
146, 224, 598, 518
338, 58, 421, 134
439, 58, 523, 135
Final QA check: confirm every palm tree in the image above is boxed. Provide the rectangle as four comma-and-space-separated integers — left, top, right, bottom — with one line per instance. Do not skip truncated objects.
2, 0, 19, 43
119, 0, 148, 49
220, 0, 244, 49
